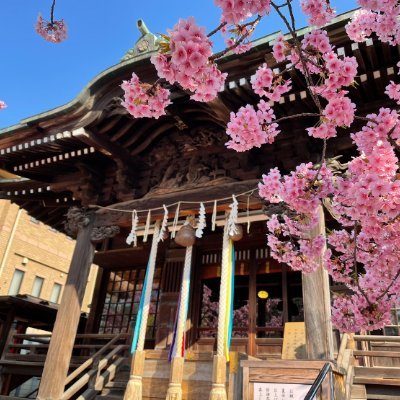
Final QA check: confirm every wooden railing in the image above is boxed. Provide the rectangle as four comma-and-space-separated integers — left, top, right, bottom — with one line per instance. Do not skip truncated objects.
61, 333, 128, 400
352, 334, 400, 368
1, 333, 130, 399
336, 333, 355, 400
335, 333, 400, 399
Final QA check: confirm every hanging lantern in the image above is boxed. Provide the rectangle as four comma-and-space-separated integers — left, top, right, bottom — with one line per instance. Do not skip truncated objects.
229, 223, 243, 241
175, 224, 196, 247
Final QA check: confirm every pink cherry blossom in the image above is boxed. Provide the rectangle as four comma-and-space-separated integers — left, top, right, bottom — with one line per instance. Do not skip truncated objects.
35, 14, 67, 43
300, 0, 335, 27
347, 1, 400, 45
302, 29, 333, 54
385, 62, 400, 105
272, 33, 288, 62
215, 0, 271, 24
323, 93, 356, 127
226, 100, 280, 151
121, 73, 171, 119
151, 17, 226, 102
307, 122, 337, 139
0, 101, 7, 109
251, 63, 292, 101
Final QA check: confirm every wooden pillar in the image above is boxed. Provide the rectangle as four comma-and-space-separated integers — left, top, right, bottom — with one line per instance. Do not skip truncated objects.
302, 206, 334, 360
248, 249, 257, 357
0, 307, 15, 358
282, 264, 289, 324
37, 211, 96, 400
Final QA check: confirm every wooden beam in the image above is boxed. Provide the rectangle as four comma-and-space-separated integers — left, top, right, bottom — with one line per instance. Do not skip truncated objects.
37, 212, 96, 400
93, 180, 260, 228
302, 206, 334, 360
73, 127, 139, 168
0, 307, 15, 358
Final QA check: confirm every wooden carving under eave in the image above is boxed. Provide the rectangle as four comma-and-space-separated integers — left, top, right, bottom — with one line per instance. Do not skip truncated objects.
67, 162, 105, 206
64, 207, 92, 238
141, 126, 261, 196
91, 225, 120, 244
115, 160, 137, 201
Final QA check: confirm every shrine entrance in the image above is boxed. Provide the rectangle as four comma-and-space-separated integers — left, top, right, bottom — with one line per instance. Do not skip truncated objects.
92, 223, 305, 359
195, 244, 303, 357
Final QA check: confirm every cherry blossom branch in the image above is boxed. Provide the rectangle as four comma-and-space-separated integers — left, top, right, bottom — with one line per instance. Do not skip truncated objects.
351, 221, 374, 308
271, 1, 324, 114
211, 15, 262, 60
386, 123, 400, 152
50, 0, 56, 24
352, 221, 359, 279
376, 268, 400, 302
207, 21, 227, 38
274, 112, 321, 124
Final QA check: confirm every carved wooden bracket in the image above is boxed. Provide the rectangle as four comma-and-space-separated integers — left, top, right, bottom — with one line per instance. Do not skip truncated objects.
64, 207, 92, 238
91, 225, 120, 243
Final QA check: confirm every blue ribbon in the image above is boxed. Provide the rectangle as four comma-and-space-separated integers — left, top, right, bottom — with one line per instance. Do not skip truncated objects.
131, 259, 150, 353
227, 243, 235, 351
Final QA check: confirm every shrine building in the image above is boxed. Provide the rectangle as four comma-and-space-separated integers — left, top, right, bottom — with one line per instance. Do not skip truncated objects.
0, 11, 399, 400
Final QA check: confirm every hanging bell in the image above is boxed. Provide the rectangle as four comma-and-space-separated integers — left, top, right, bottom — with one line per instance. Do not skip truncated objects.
175, 224, 196, 247
229, 223, 243, 241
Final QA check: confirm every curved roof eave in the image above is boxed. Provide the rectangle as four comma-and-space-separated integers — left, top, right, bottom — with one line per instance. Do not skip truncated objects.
0, 50, 158, 137
0, 9, 355, 137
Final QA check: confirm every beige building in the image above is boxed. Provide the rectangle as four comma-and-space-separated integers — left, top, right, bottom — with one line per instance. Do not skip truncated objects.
0, 199, 97, 313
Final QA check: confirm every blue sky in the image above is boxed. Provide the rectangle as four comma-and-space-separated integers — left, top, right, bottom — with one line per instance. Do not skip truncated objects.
0, 1, 357, 129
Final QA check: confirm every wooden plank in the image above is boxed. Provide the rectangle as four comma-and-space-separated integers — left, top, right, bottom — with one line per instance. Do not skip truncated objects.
62, 344, 125, 399
353, 377, 400, 386
37, 213, 96, 400
93, 180, 260, 227
240, 360, 327, 369
0, 307, 15, 358
353, 350, 400, 358
350, 384, 366, 399
302, 206, 334, 359
282, 322, 306, 360
65, 335, 124, 385
248, 367, 321, 383
354, 335, 400, 343
354, 367, 400, 379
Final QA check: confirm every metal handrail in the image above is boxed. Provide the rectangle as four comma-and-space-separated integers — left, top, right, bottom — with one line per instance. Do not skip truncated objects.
304, 363, 332, 400
23, 387, 39, 398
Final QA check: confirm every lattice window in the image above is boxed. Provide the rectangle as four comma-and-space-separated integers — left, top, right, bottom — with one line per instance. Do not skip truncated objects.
99, 267, 162, 337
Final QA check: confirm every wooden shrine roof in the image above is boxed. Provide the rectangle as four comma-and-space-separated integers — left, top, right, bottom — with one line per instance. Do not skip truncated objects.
0, 11, 397, 232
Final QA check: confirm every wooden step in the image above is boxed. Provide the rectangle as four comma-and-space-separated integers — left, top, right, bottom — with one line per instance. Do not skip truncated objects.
104, 381, 126, 390
366, 395, 400, 400
351, 384, 367, 399
365, 384, 400, 399
354, 367, 400, 386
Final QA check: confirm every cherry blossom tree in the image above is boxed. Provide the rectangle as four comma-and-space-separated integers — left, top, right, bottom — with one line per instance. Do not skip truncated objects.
120, 0, 400, 334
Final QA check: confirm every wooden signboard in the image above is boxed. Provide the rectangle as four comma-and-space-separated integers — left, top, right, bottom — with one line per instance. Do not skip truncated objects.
282, 322, 306, 360
241, 360, 329, 400
253, 382, 314, 400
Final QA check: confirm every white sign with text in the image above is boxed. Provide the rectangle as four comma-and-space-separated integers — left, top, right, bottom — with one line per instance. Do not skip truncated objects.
253, 382, 315, 400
